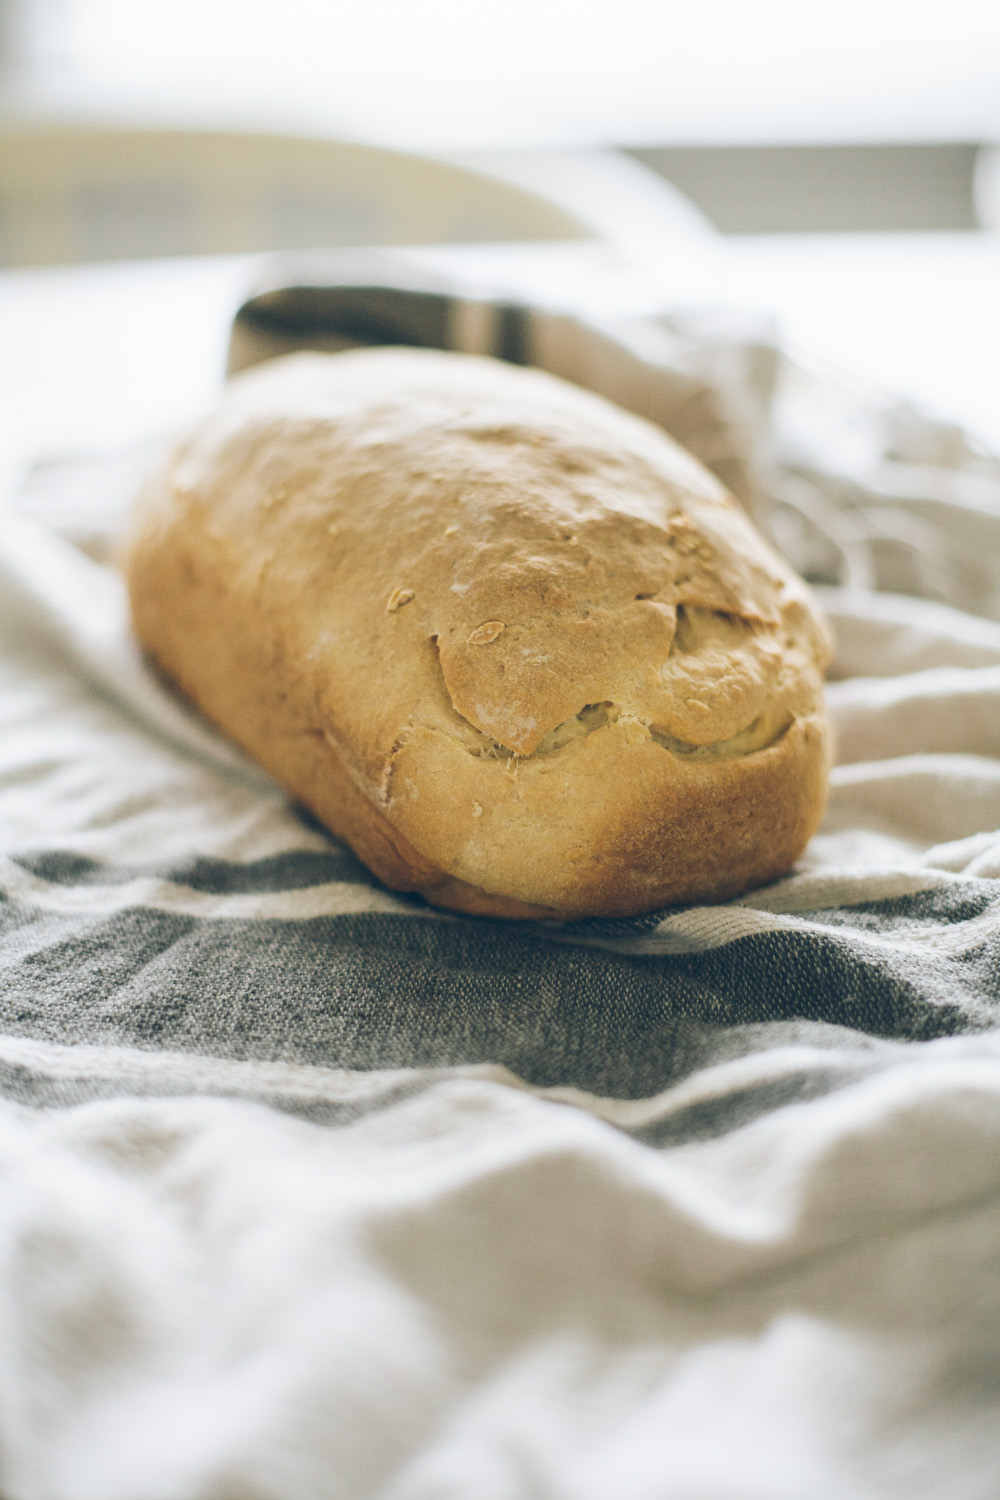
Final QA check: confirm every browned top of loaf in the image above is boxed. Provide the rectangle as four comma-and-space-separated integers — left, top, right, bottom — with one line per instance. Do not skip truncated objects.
162, 348, 826, 763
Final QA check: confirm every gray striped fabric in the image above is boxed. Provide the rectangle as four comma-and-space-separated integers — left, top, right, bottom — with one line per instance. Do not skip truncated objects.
3, 835, 998, 1125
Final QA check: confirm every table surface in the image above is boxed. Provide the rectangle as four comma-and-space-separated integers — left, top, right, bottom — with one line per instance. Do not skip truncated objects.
1, 231, 998, 503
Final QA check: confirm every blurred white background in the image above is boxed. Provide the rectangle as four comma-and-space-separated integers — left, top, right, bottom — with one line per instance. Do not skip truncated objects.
4, 0, 999, 152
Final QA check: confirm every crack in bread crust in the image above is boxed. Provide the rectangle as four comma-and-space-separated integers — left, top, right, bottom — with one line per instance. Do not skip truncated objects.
430, 612, 802, 764
459, 699, 794, 763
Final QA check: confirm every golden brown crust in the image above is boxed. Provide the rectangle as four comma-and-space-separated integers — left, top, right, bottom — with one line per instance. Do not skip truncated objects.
125, 348, 831, 919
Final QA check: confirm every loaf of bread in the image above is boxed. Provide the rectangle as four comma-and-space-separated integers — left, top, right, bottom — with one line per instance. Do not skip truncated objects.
125, 348, 831, 919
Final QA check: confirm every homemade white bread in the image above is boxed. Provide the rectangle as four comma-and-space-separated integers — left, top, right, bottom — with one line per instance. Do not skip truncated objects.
125, 348, 831, 919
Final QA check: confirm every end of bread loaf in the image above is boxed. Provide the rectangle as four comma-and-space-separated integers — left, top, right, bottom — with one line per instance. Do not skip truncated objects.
125, 347, 831, 920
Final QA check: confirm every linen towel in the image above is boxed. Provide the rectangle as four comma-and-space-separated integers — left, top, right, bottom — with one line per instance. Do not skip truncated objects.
1, 257, 999, 1499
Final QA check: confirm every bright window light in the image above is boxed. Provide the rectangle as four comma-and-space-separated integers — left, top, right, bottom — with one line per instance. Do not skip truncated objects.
17, 0, 1000, 149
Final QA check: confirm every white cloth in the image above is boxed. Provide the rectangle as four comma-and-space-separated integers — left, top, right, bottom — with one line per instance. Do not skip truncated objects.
1, 362, 1000, 1500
